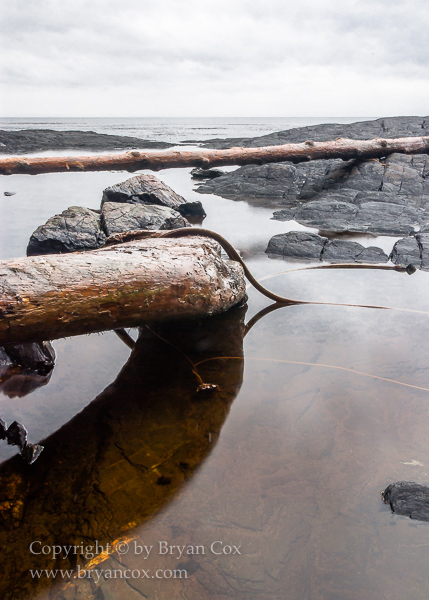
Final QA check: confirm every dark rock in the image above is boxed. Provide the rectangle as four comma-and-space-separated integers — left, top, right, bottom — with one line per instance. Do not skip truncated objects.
265, 232, 327, 260
102, 174, 206, 219
2, 341, 55, 374
102, 202, 190, 236
6, 421, 28, 450
382, 481, 429, 522
21, 443, 44, 465
0, 342, 55, 398
27, 206, 105, 256
0, 348, 13, 377
0, 129, 173, 155
322, 240, 388, 263
390, 236, 421, 267
3, 191, 16, 197
0, 418, 43, 463
191, 167, 225, 179
178, 201, 206, 221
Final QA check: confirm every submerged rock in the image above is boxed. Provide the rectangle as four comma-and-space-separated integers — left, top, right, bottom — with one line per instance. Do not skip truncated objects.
265, 231, 388, 263
382, 481, 429, 522
102, 174, 206, 219
27, 206, 105, 255
101, 202, 190, 236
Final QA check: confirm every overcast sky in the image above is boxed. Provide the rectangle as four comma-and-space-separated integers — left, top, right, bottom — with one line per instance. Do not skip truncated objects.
1, 0, 428, 117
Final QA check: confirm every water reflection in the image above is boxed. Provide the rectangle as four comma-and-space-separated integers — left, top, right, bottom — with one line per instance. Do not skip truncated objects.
29, 297, 429, 600
0, 305, 246, 600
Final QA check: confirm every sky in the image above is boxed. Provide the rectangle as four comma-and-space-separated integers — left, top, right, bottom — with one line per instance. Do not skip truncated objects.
0, 0, 428, 117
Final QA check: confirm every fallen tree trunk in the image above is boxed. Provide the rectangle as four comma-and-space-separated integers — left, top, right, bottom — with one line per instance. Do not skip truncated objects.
0, 136, 428, 175
0, 237, 245, 345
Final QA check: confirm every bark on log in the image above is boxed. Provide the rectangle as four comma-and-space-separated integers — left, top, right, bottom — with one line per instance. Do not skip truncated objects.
0, 237, 246, 345
0, 136, 428, 175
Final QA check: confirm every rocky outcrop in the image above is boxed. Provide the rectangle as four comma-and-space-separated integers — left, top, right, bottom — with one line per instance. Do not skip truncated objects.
195, 117, 429, 238
265, 231, 388, 263
102, 174, 206, 219
27, 206, 106, 256
200, 116, 429, 150
0, 129, 173, 154
101, 202, 190, 236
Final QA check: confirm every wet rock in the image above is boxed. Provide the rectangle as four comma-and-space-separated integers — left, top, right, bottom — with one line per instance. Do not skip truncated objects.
382, 481, 429, 522
3, 191, 16, 197
21, 443, 44, 465
6, 422, 27, 450
191, 167, 225, 179
2, 341, 55, 374
265, 232, 327, 259
27, 206, 105, 255
0, 129, 173, 155
0, 419, 44, 464
390, 236, 421, 267
101, 202, 190, 236
102, 174, 206, 219
322, 240, 388, 263
0, 342, 55, 398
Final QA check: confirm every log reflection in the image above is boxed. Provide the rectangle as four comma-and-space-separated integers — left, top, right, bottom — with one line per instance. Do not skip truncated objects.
0, 304, 246, 600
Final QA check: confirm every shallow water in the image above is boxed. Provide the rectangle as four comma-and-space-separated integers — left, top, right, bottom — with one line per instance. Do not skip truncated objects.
1, 119, 429, 599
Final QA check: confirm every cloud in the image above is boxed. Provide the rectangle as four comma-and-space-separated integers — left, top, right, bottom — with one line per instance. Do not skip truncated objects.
0, 0, 428, 115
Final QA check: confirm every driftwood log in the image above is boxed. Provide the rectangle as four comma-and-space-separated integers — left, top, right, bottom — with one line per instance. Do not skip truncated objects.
0, 236, 245, 345
0, 136, 428, 175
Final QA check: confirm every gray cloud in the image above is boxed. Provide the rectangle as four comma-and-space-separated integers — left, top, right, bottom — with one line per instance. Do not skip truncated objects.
0, 0, 428, 115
